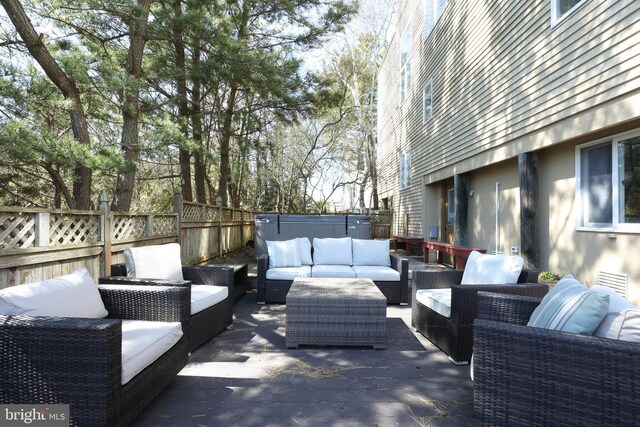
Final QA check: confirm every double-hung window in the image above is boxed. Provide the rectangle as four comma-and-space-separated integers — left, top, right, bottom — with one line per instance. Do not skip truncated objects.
551, 0, 585, 25
400, 26, 411, 103
576, 132, 640, 231
399, 150, 412, 189
422, 79, 433, 124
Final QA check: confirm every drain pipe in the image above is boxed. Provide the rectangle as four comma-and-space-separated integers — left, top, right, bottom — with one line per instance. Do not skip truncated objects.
495, 181, 500, 254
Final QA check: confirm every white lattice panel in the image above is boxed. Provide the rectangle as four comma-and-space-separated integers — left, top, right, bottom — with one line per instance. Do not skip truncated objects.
154, 216, 176, 236
0, 212, 36, 249
112, 216, 146, 241
50, 214, 99, 245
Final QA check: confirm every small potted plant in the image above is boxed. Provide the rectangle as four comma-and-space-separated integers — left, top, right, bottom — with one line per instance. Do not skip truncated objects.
538, 271, 561, 289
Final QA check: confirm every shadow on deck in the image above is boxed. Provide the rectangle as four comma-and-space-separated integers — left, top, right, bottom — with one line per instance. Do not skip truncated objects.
131, 250, 473, 427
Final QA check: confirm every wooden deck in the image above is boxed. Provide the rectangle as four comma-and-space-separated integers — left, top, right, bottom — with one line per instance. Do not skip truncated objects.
131, 253, 473, 426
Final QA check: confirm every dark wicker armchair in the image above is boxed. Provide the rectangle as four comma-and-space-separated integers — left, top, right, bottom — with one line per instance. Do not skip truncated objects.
474, 292, 640, 426
100, 264, 234, 351
411, 268, 547, 364
0, 284, 190, 427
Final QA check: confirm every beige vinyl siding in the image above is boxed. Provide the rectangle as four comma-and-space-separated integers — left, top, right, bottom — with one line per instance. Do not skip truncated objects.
379, 0, 640, 188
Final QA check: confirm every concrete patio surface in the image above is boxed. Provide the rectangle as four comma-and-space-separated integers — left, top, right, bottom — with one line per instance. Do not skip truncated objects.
131, 249, 473, 427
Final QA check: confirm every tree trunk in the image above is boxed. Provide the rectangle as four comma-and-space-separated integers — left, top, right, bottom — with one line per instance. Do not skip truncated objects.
173, 0, 192, 201
218, 82, 238, 207
368, 132, 379, 210
112, 0, 152, 211
2, 0, 92, 209
192, 42, 207, 203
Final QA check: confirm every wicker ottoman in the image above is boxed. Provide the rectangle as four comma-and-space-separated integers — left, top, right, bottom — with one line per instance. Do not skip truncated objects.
286, 278, 387, 349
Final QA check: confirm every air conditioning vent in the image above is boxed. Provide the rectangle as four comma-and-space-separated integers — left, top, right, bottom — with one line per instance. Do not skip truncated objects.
599, 271, 628, 299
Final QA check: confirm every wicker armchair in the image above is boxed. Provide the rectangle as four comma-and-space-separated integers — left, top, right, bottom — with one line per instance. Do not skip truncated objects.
411, 269, 547, 364
0, 284, 190, 427
474, 292, 640, 426
100, 264, 234, 351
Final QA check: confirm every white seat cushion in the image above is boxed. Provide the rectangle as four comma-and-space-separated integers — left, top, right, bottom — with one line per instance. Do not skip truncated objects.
121, 319, 183, 385
352, 239, 391, 266
266, 266, 312, 280
190, 284, 228, 315
0, 268, 108, 318
124, 243, 184, 281
352, 266, 400, 281
461, 251, 524, 285
416, 289, 452, 318
311, 265, 357, 278
312, 237, 353, 266
266, 239, 302, 268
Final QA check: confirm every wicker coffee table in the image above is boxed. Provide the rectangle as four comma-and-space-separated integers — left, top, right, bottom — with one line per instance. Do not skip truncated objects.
285, 277, 387, 349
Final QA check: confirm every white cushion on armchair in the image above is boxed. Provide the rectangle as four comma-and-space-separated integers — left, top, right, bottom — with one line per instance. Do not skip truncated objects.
461, 251, 524, 285
0, 268, 108, 318
124, 243, 184, 281
191, 285, 228, 315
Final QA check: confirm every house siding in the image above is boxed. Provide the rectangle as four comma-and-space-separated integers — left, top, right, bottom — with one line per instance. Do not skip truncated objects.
378, 0, 640, 303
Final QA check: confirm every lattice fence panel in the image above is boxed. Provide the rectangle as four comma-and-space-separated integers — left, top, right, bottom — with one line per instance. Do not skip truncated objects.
370, 210, 392, 224
233, 210, 243, 221
182, 204, 201, 221
50, 213, 100, 245
0, 212, 36, 250
154, 215, 176, 236
112, 216, 146, 241
222, 208, 234, 221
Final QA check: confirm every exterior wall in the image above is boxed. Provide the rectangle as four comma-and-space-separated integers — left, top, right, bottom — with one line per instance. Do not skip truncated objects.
378, 0, 640, 304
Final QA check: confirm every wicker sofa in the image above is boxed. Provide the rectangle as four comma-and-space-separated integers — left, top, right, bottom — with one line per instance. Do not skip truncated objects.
411, 254, 546, 364
474, 291, 640, 426
0, 270, 190, 427
101, 261, 234, 352
257, 237, 409, 305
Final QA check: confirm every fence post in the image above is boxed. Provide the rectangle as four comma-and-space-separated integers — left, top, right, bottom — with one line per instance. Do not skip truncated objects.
146, 215, 154, 237
98, 190, 111, 276
240, 209, 244, 245
34, 212, 50, 247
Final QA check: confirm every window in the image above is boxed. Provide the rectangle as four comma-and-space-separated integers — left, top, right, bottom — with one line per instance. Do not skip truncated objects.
422, 79, 433, 124
576, 133, 640, 231
447, 188, 455, 224
551, 0, 584, 24
400, 25, 411, 103
399, 150, 411, 189
424, 0, 447, 39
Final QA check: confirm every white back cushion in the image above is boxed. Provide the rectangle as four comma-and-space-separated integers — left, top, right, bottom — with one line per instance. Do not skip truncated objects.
313, 237, 353, 265
121, 320, 183, 385
124, 243, 183, 281
266, 239, 301, 268
591, 285, 637, 339
296, 237, 313, 265
352, 239, 391, 266
0, 268, 108, 318
461, 251, 524, 285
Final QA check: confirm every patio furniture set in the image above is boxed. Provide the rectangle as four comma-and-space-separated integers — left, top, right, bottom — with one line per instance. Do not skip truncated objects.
3, 237, 640, 425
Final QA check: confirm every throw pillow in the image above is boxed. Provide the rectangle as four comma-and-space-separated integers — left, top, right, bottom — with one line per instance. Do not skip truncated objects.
266, 239, 302, 268
352, 239, 391, 266
124, 243, 184, 281
591, 284, 636, 339
460, 251, 524, 285
527, 276, 610, 334
0, 268, 109, 318
296, 237, 313, 265
312, 237, 353, 266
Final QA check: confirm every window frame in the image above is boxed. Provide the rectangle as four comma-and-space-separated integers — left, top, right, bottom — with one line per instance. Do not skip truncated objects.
551, 0, 586, 26
400, 24, 412, 103
399, 150, 412, 190
423, 0, 447, 39
422, 79, 433, 124
575, 130, 640, 233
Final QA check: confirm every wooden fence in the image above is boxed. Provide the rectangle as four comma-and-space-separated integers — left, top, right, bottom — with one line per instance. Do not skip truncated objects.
0, 189, 254, 288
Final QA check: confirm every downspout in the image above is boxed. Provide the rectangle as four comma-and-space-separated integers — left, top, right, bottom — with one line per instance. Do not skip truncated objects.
495, 181, 500, 254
